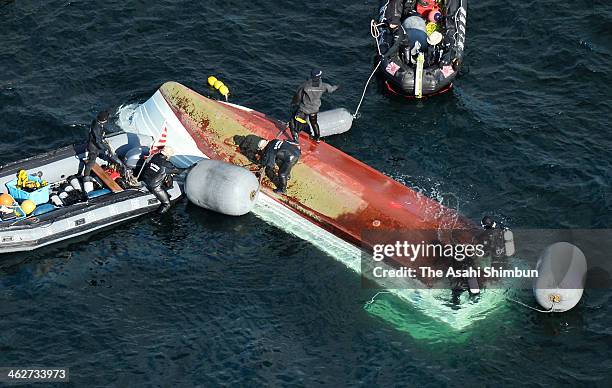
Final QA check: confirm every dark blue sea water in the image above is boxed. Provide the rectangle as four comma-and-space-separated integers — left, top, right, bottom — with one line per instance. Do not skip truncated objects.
1, 0, 611, 386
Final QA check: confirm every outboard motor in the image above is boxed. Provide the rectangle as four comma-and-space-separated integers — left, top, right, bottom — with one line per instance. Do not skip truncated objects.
534, 242, 587, 312
123, 146, 148, 170
185, 159, 259, 216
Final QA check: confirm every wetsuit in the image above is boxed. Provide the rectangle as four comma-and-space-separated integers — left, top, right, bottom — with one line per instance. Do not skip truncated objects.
261, 139, 300, 193
83, 119, 125, 177
290, 78, 338, 142
385, 16, 429, 65
383, 0, 405, 26
141, 153, 180, 214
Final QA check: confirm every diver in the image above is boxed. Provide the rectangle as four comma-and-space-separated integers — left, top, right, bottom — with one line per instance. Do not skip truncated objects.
140, 146, 181, 214
383, 0, 404, 29
479, 215, 507, 264
384, 16, 429, 66
289, 69, 338, 143
83, 111, 130, 179
234, 134, 300, 194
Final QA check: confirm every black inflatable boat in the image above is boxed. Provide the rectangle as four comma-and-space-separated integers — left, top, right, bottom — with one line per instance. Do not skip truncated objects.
376, 0, 467, 97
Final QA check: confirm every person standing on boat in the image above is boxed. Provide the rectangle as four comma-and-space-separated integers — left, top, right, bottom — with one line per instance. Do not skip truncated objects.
141, 146, 181, 214
289, 69, 338, 143
83, 111, 129, 178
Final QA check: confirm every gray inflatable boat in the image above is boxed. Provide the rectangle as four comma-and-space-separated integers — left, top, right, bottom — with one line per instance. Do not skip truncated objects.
0, 132, 182, 253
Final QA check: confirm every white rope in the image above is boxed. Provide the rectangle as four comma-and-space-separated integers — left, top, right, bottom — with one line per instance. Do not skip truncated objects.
364, 291, 391, 308
351, 20, 387, 120
352, 60, 381, 120
489, 289, 555, 313
506, 295, 555, 313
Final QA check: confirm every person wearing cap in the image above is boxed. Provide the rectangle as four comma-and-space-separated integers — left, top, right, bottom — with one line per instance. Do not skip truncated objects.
83, 110, 128, 178
140, 146, 181, 214
234, 134, 300, 194
289, 69, 338, 143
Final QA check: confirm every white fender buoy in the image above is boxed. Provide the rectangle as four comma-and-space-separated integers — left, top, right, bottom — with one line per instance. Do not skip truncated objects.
534, 242, 587, 312
504, 229, 515, 257
316, 108, 353, 138
185, 159, 259, 216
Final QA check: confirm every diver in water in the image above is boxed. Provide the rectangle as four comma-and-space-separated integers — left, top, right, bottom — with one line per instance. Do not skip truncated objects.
234, 134, 300, 194
480, 215, 508, 263
83, 111, 130, 178
289, 69, 338, 143
141, 146, 181, 214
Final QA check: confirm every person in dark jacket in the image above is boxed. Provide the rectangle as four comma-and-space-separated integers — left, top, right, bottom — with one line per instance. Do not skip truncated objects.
383, 16, 428, 65
259, 138, 300, 193
289, 69, 338, 143
383, 0, 405, 28
141, 146, 181, 214
234, 134, 300, 194
83, 111, 127, 177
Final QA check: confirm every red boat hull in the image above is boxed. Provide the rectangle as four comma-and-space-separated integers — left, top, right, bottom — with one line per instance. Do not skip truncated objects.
159, 82, 476, 255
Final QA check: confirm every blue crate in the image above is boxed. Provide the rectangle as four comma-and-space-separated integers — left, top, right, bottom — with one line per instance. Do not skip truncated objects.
5, 176, 50, 205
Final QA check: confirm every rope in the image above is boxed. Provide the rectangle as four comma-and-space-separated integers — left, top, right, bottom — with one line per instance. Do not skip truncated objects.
353, 61, 381, 120
506, 295, 555, 313
489, 289, 555, 313
370, 19, 384, 55
352, 20, 388, 119
253, 166, 266, 200
364, 291, 391, 309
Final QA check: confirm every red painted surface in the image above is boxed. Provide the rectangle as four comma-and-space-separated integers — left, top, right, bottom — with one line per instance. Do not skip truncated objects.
160, 83, 476, 257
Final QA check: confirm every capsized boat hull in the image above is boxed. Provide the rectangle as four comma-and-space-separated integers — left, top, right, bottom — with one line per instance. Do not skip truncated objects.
126, 82, 478, 269
121, 82, 507, 329
166, 82, 473, 233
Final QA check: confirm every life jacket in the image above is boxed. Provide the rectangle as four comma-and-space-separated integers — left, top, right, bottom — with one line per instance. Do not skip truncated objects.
416, 0, 441, 22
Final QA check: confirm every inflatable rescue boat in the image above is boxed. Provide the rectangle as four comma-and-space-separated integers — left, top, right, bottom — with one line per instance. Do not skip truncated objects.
0, 133, 181, 253
376, 0, 467, 97
121, 82, 503, 294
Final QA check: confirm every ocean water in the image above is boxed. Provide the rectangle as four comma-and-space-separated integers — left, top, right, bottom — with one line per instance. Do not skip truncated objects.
0, 0, 611, 386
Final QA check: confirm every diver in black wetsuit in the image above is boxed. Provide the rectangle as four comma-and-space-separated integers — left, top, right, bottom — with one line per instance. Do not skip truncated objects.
141, 146, 181, 214
289, 69, 338, 143
261, 139, 301, 193
234, 134, 301, 194
83, 111, 128, 177
383, 0, 405, 28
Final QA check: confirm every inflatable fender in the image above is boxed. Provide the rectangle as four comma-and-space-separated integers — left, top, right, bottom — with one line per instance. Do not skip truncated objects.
315, 108, 353, 138
185, 159, 259, 216
533, 242, 587, 312
503, 229, 515, 256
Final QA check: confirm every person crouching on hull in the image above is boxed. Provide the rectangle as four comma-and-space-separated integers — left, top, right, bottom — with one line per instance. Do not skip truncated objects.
234, 135, 301, 194
141, 146, 180, 214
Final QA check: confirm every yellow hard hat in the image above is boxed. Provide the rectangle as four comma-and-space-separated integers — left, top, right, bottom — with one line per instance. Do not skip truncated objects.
21, 199, 36, 215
